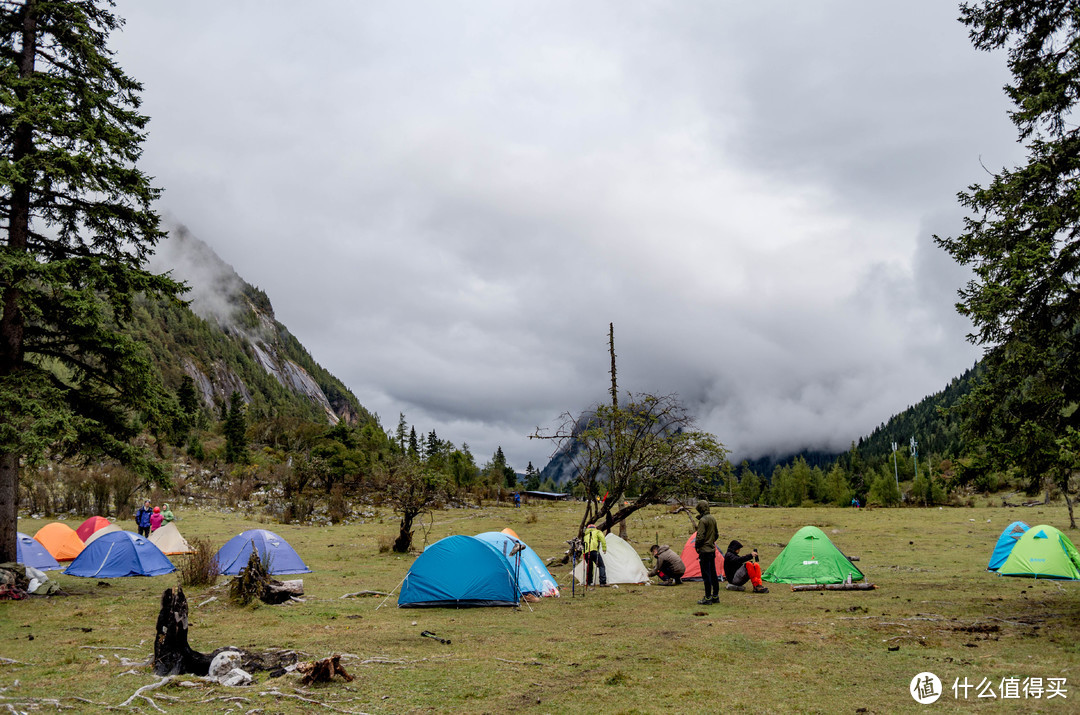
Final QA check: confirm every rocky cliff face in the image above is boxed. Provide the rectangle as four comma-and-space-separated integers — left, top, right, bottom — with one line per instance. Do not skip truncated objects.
146, 227, 369, 426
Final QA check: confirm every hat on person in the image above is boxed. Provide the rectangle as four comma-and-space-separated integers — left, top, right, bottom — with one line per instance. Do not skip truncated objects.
586, 524, 595, 529
153, 506, 160, 513
727, 540, 743, 553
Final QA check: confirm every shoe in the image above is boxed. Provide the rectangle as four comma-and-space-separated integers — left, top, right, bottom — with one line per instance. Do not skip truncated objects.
708, 595, 719, 604
726, 584, 745, 592
697, 597, 713, 605
752, 585, 769, 594
673, 577, 682, 585
659, 578, 674, 586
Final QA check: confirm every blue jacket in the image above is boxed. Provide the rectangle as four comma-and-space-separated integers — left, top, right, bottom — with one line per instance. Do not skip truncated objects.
136, 506, 152, 528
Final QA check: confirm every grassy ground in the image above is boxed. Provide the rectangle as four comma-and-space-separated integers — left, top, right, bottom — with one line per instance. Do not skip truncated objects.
3, 501, 1079, 713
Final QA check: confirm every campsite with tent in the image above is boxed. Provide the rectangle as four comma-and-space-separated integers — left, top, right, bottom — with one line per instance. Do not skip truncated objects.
3, 499, 1080, 713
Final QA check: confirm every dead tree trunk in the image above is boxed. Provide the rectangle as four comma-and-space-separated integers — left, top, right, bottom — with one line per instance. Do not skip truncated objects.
153, 587, 213, 676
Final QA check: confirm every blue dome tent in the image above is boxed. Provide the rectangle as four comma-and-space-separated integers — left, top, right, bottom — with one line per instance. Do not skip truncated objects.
63, 531, 175, 578
398, 535, 520, 608
988, 521, 1029, 571
474, 531, 559, 597
16, 531, 61, 571
216, 529, 311, 575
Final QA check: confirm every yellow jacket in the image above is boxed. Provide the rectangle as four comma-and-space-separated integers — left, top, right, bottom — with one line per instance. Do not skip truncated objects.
584, 526, 607, 553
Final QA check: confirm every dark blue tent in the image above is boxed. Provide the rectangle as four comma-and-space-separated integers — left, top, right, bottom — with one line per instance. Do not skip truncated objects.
398, 535, 519, 608
63, 531, 175, 578
16, 531, 61, 571
216, 529, 311, 575
988, 521, 1029, 571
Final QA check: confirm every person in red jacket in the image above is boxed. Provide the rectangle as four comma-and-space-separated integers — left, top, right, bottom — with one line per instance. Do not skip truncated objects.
723, 540, 768, 593
150, 506, 163, 533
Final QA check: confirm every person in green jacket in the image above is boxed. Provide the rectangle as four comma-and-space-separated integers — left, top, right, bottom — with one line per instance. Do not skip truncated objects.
694, 500, 720, 604
583, 524, 607, 587
161, 503, 175, 525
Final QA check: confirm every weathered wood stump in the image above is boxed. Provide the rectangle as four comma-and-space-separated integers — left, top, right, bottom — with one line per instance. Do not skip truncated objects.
296, 654, 353, 684
153, 587, 213, 676
791, 582, 878, 592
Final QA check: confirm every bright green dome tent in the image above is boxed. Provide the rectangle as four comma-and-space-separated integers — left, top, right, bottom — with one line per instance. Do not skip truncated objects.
762, 526, 864, 585
997, 525, 1080, 580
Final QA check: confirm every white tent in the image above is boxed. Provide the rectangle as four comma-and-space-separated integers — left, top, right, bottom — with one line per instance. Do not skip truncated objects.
572, 532, 649, 585
148, 522, 193, 555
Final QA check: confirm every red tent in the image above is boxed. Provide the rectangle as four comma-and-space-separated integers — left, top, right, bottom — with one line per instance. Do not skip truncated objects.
76, 516, 112, 542
679, 532, 725, 581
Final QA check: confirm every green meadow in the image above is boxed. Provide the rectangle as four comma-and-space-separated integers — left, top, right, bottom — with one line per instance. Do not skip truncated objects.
3, 501, 1079, 713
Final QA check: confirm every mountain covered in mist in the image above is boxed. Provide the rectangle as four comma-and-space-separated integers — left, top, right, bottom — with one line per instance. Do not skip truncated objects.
540, 368, 979, 486
135, 227, 371, 425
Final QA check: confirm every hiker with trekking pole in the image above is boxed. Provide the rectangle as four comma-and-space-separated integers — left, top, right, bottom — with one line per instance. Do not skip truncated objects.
583, 523, 607, 588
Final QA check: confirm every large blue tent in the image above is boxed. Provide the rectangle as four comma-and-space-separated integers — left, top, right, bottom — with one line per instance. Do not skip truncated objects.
216, 529, 311, 575
16, 531, 61, 571
988, 521, 1029, 571
474, 531, 559, 597
398, 535, 520, 608
63, 531, 175, 578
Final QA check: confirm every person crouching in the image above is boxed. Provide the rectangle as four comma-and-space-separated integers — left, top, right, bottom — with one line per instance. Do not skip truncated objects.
649, 544, 685, 585
724, 540, 768, 593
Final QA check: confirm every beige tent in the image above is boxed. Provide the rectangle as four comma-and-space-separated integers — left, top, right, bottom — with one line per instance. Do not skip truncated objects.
82, 523, 122, 547
148, 522, 193, 555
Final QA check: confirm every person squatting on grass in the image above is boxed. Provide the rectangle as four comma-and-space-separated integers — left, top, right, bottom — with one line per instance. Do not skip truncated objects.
694, 500, 720, 604
135, 500, 153, 537
583, 523, 607, 586
724, 540, 769, 593
649, 544, 685, 585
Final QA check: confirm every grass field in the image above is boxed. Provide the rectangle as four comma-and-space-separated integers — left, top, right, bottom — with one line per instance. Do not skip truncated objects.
3, 501, 1080, 713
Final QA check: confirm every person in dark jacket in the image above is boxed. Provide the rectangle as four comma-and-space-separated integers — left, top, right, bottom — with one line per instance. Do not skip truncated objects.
694, 500, 720, 604
135, 499, 152, 537
648, 544, 685, 585
724, 540, 768, 593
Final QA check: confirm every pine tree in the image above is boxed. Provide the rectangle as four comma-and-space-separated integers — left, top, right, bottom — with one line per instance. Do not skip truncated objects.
224, 392, 248, 464
0, 0, 183, 561
936, 1, 1080, 526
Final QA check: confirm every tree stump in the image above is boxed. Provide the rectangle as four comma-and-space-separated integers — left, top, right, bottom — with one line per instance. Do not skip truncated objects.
153, 587, 213, 676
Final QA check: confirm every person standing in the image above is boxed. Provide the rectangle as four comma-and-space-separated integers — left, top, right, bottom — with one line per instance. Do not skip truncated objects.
694, 500, 720, 604
161, 503, 175, 525
583, 523, 607, 587
135, 499, 152, 537
150, 506, 163, 533
724, 540, 769, 593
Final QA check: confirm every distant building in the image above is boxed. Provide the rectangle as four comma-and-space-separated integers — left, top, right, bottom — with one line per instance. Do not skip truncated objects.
523, 490, 572, 502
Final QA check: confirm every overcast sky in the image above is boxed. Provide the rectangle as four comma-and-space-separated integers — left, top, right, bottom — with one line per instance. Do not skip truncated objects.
113, 2, 1022, 471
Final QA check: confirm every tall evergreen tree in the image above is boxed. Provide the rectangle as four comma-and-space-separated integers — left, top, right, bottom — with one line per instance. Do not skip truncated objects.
937, 1, 1080, 526
224, 391, 248, 464
0, 0, 183, 561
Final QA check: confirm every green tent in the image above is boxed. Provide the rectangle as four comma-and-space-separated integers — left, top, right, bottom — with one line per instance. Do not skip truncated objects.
762, 526, 864, 585
997, 524, 1080, 580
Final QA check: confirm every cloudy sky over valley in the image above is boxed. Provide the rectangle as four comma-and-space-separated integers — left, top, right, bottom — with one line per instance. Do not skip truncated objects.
115, 1, 1023, 470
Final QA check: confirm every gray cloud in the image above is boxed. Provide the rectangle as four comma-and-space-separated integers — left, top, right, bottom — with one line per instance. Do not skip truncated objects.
113, 2, 1021, 468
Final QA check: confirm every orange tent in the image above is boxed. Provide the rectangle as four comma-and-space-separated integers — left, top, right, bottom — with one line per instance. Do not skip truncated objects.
678, 532, 725, 582
501, 527, 520, 539
76, 516, 111, 542
34, 522, 85, 562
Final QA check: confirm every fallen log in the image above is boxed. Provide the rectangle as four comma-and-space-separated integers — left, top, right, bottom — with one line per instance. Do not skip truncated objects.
296, 654, 353, 685
791, 583, 878, 592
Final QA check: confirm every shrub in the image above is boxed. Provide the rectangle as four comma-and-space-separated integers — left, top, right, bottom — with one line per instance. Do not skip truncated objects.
525, 511, 538, 524
229, 550, 270, 606
178, 537, 220, 588
376, 534, 394, 553
328, 484, 349, 524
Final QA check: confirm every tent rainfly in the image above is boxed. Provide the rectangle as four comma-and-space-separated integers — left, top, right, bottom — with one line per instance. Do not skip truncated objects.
83, 523, 122, 547
215, 529, 311, 575
75, 516, 112, 542
572, 532, 650, 585
148, 522, 194, 555
678, 532, 725, 582
988, 521, 1030, 571
16, 532, 61, 571
33, 522, 85, 562
997, 525, 1080, 580
63, 531, 176, 578
399, 535, 520, 608
762, 526, 864, 585
474, 531, 560, 597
